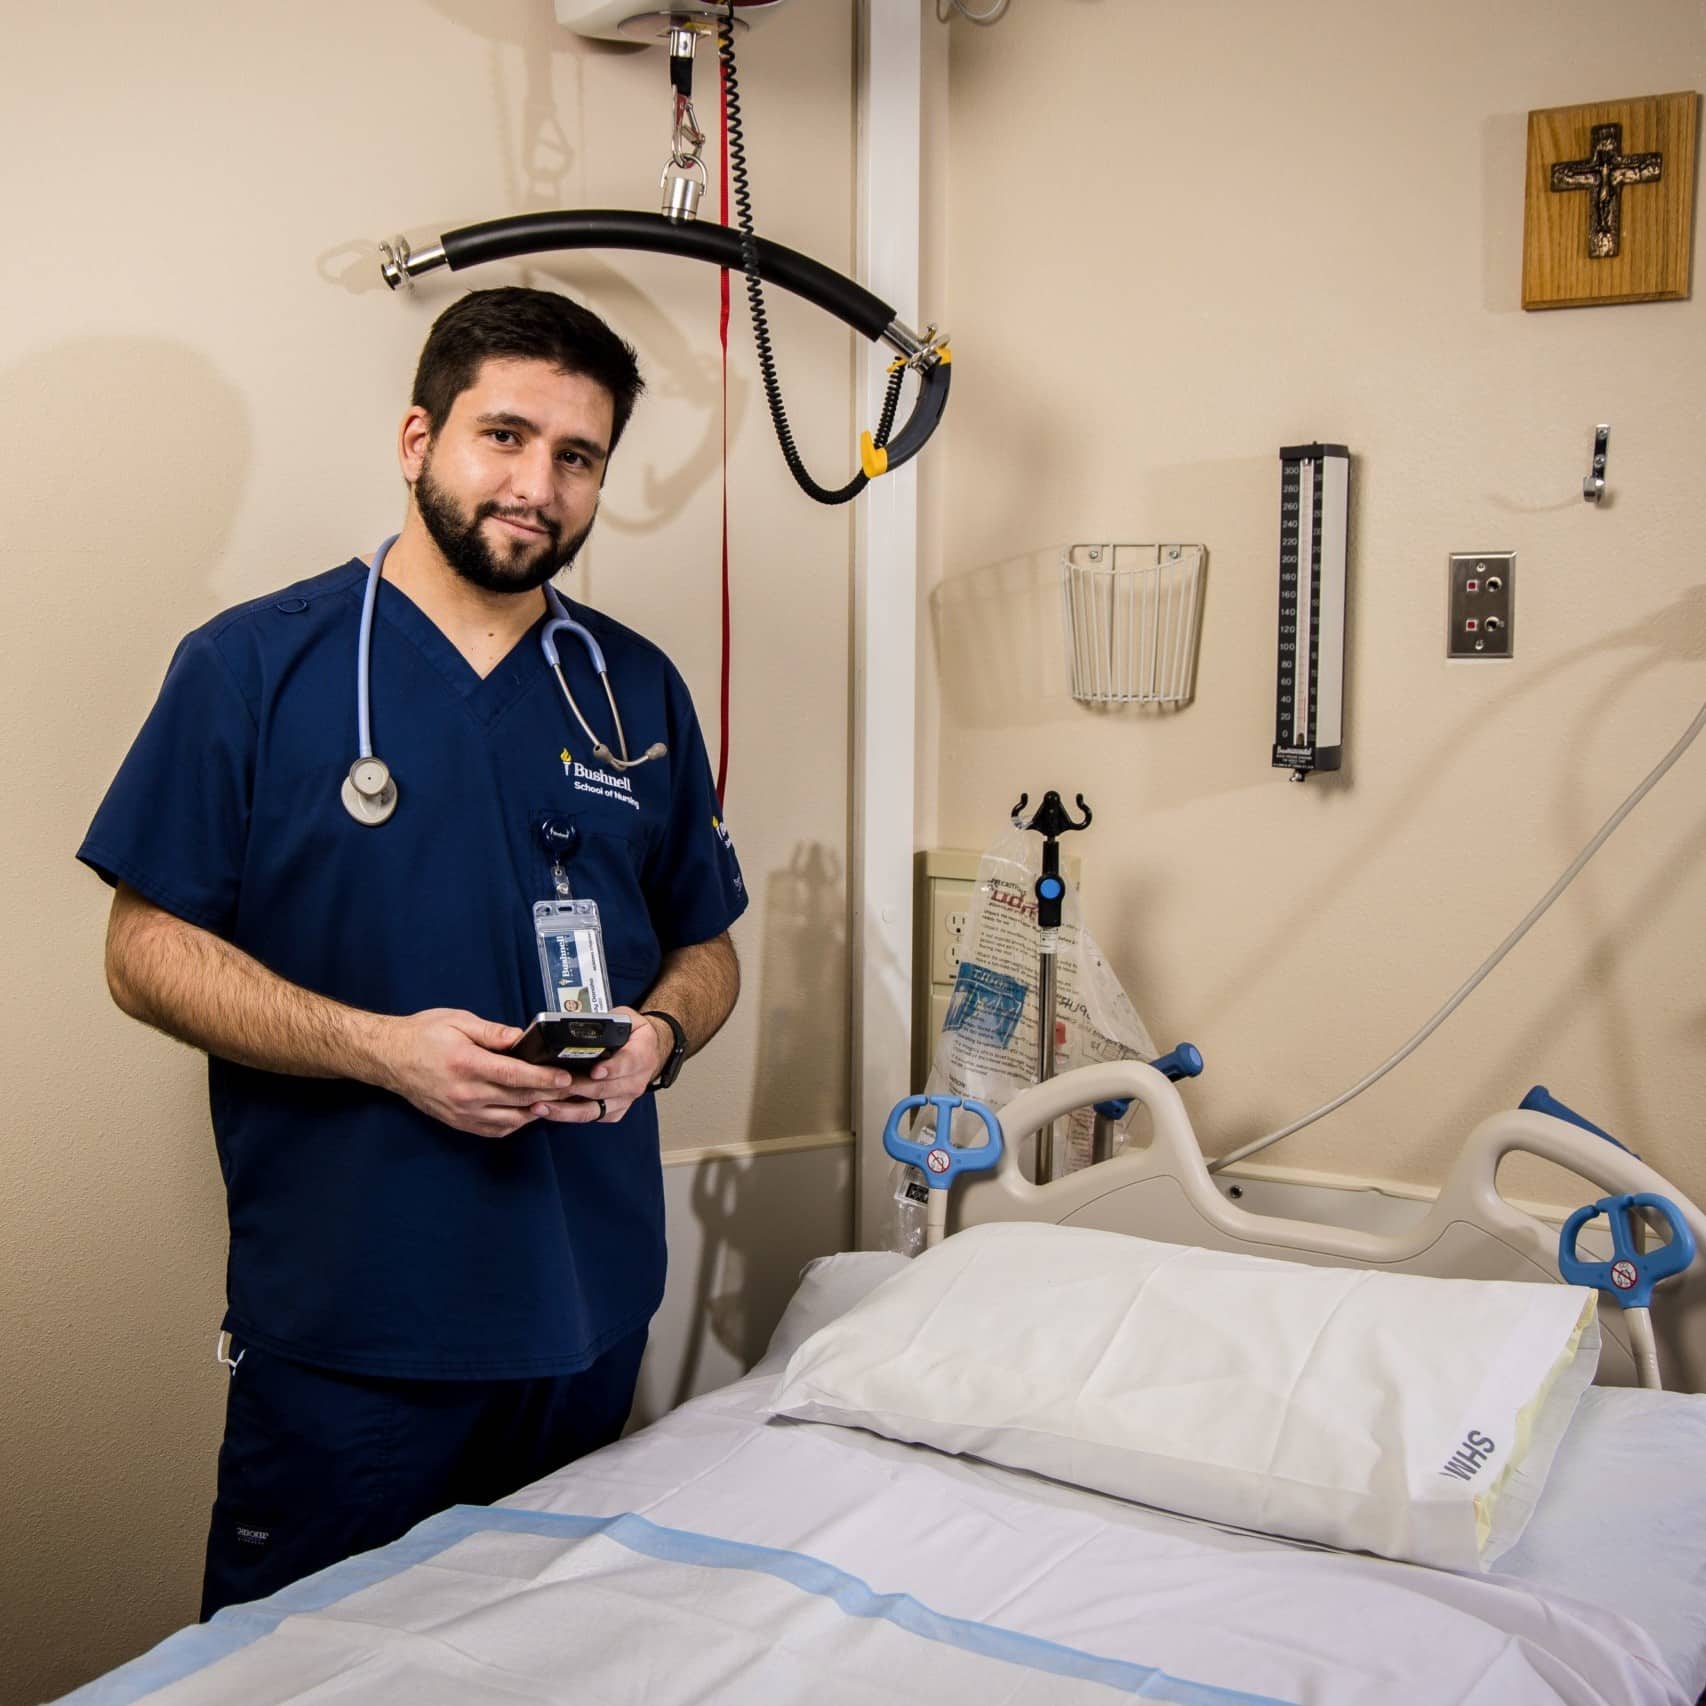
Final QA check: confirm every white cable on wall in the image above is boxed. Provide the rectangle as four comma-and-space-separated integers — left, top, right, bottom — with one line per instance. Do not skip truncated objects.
1208, 690, 1706, 1175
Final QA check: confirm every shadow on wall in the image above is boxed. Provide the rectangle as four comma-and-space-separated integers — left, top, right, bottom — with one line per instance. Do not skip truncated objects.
932, 546, 1078, 731
0, 336, 255, 826
664, 1153, 788, 1414
524, 254, 750, 541
630, 1141, 854, 1427
317, 0, 748, 545
1480, 111, 1530, 316
317, 0, 583, 293
320, 0, 588, 295
0, 337, 250, 1706
747, 841, 848, 1142
929, 455, 1269, 794
628, 842, 855, 1427
313, 242, 749, 555
419, 0, 604, 208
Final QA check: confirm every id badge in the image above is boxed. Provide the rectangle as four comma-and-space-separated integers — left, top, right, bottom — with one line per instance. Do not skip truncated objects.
533, 899, 614, 1016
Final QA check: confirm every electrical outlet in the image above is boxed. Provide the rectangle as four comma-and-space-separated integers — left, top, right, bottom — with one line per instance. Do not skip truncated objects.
930, 883, 972, 985
1448, 552, 1515, 658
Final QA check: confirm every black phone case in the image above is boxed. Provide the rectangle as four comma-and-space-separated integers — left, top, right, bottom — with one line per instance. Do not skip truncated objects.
508, 1014, 631, 1066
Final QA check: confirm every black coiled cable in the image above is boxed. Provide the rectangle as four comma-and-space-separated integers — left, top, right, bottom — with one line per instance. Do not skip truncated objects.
719, 8, 907, 506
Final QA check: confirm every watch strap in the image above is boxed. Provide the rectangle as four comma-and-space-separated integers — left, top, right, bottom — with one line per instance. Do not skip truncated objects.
642, 1009, 688, 1090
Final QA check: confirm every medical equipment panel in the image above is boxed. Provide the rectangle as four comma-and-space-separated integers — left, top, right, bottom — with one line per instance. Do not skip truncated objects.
1448, 551, 1515, 658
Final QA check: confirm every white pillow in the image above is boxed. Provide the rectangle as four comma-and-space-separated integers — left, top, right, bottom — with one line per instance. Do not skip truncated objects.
755, 1251, 912, 1372
768, 1222, 1599, 1571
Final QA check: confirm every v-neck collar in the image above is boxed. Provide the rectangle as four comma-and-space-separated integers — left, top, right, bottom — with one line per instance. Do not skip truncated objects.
374, 576, 551, 728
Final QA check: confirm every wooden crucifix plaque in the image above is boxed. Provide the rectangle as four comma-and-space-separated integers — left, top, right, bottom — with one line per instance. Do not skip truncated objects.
1522, 91, 1699, 310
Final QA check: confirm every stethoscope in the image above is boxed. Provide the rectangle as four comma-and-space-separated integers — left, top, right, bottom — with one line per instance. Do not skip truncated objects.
342, 535, 667, 826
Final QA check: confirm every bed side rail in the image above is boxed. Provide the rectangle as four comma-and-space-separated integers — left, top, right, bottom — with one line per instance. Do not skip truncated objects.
948, 1062, 1706, 1393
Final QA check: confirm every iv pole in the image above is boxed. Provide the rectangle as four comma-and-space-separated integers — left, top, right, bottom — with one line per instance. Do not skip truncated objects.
1011, 791, 1092, 1185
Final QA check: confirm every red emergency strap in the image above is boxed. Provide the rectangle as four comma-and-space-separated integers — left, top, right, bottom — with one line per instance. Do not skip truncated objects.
715, 55, 733, 806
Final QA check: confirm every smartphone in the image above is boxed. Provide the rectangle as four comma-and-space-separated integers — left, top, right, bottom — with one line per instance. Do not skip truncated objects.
506, 1013, 632, 1067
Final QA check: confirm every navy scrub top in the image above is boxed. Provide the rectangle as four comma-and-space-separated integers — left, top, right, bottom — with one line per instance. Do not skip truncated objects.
79, 558, 747, 1380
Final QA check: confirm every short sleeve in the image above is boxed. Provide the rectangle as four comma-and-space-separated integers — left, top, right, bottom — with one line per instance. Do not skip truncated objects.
644, 665, 748, 951
77, 628, 257, 937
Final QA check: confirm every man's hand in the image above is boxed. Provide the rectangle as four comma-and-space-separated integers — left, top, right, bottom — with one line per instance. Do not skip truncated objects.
379, 1009, 584, 1139
525, 1006, 668, 1128
103, 886, 730, 1139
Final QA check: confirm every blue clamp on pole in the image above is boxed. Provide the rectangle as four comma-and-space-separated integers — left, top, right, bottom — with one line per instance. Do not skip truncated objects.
1093, 1043, 1204, 1122
882, 1094, 1004, 1187
1154, 1042, 1204, 1082
1558, 1193, 1696, 1309
1520, 1085, 1635, 1156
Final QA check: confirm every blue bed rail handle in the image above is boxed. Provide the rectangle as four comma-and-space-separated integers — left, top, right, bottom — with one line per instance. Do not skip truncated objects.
882, 1094, 1004, 1188
1558, 1193, 1696, 1308
1093, 1043, 1204, 1122
1521, 1085, 1635, 1155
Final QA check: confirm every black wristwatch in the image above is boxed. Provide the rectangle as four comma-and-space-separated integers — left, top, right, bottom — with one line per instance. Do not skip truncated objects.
642, 1009, 688, 1090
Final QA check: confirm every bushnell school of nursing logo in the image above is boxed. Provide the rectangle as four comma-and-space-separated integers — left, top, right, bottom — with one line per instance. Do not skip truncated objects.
560, 747, 640, 813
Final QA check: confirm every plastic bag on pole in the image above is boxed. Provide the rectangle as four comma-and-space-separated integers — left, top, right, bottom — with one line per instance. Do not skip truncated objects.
886, 821, 1157, 1255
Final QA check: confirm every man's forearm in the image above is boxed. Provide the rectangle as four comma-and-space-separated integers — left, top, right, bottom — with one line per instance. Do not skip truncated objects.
639, 933, 740, 1060
106, 885, 395, 1085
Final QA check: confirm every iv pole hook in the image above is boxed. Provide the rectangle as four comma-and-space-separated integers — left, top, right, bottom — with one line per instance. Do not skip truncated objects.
1011, 792, 1092, 837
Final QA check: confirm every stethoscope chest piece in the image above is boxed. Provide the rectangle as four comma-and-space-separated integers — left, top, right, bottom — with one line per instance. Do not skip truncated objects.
342, 756, 398, 826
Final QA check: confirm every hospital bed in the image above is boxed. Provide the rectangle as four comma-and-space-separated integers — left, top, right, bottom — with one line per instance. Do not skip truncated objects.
58, 1064, 1706, 1705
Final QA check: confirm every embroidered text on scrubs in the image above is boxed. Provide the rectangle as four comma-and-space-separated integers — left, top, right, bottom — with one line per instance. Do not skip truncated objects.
571, 760, 641, 811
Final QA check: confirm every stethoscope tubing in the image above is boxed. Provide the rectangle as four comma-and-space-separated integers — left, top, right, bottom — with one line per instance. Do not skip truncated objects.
347, 535, 663, 826
356, 535, 394, 760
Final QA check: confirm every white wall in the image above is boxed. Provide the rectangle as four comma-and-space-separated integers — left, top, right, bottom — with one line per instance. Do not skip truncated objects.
925, 1, 1706, 1216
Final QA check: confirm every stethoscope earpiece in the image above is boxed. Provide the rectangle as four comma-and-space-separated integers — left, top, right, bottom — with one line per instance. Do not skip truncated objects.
342, 757, 398, 825
592, 740, 669, 771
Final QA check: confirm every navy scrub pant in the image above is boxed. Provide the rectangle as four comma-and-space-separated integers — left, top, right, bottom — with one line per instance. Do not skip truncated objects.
200, 1328, 647, 1621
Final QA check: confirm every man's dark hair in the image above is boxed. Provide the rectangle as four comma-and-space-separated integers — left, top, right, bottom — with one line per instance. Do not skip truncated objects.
411, 287, 645, 454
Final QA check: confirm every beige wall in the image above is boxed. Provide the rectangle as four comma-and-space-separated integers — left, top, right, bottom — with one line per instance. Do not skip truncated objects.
927, 2, 1706, 1213
0, 3, 856, 1698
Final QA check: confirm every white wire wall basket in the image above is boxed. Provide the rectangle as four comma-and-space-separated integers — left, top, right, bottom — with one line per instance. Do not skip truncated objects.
1060, 542, 1206, 706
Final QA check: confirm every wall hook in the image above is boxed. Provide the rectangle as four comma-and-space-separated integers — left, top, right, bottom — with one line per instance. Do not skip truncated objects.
1583, 423, 1610, 504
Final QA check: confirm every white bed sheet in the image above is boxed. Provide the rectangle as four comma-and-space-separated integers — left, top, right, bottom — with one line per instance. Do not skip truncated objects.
757, 1253, 1706, 1697
60, 1253, 1706, 1706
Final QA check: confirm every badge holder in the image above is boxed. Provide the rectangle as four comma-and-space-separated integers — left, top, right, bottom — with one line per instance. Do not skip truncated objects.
532, 818, 614, 1019
534, 899, 614, 1017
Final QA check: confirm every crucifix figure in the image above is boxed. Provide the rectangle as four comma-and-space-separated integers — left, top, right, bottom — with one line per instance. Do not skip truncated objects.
1550, 122, 1663, 258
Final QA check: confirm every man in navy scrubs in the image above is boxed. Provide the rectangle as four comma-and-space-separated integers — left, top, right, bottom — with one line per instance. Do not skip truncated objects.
79, 287, 746, 1618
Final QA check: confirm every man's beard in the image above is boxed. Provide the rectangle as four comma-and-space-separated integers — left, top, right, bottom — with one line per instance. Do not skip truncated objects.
414, 455, 595, 594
